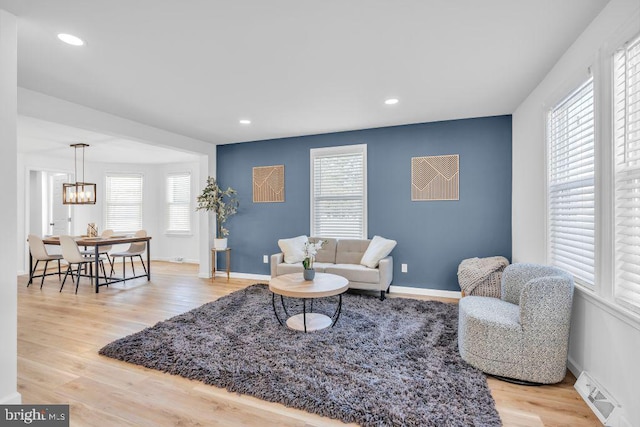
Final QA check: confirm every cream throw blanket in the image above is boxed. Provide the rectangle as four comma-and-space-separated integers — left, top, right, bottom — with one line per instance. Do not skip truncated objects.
457, 256, 509, 296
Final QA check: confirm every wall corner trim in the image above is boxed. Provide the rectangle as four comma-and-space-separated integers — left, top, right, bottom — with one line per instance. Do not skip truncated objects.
567, 356, 582, 379
0, 392, 22, 405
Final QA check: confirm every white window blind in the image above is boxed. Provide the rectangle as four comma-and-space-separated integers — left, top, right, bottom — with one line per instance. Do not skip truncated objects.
311, 144, 367, 239
547, 78, 595, 286
614, 34, 640, 311
105, 174, 143, 233
167, 173, 191, 233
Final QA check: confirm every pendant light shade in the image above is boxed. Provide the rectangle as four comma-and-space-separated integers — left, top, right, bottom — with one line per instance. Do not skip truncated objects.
63, 143, 97, 205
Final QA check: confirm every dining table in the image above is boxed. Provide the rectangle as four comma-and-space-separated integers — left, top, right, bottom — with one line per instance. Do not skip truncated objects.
36, 235, 152, 293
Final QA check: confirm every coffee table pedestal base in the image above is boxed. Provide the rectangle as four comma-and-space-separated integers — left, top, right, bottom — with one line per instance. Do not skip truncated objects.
286, 313, 332, 332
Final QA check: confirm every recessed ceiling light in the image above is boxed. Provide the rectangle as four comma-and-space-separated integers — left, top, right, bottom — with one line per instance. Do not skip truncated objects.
239, 119, 251, 125
57, 33, 84, 46
384, 98, 399, 105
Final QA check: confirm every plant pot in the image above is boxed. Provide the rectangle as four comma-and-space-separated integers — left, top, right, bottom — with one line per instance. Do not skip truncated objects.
214, 238, 228, 250
303, 268, 315, 281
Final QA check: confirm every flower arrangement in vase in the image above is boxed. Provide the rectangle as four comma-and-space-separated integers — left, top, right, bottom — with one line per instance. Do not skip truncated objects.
302, 240, 326, 281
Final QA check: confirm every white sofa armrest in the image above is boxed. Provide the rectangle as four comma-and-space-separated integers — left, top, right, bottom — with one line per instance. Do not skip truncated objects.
378, 256, 393, 291
270, 253, 284, 278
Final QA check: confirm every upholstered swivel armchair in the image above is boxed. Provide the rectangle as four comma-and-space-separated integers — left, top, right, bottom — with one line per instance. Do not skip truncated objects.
458, 263, 574, 384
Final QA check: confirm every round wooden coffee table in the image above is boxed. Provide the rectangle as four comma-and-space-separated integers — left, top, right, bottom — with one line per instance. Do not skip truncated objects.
269, 272, 349, 332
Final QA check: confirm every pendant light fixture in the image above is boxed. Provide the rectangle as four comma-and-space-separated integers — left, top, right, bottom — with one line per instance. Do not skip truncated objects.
63, 143, 97, 205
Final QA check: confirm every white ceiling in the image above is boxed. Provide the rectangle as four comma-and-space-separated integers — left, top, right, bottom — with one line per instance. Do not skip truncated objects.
1, 0, 609, 149
17, 116, 201, 164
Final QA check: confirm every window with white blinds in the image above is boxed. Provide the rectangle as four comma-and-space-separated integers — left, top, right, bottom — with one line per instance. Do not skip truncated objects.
547, 78, 595, 286
310, 144, 367, 239
166, 173, 191, 234
105, 174, 143, 233
614, 34, 640, 311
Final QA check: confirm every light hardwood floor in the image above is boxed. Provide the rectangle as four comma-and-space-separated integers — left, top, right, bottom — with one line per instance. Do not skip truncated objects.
17, 262, 601, 426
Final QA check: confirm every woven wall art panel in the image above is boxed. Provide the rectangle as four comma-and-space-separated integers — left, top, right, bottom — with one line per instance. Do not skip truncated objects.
253, 165, 285, 203
411, 154, 459, 201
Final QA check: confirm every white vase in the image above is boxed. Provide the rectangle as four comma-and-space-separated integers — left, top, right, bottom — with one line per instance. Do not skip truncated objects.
214, 238, 228, 250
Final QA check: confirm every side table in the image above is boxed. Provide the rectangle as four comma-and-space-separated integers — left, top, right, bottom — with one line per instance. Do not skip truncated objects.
211, 248, 231, 281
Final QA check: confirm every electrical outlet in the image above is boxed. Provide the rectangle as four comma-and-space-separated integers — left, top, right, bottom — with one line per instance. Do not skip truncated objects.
263, 255, 269, 264
401, 263, 408, 273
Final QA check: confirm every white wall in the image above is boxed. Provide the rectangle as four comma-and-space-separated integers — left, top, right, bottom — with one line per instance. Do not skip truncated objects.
0, 9, 20, 404
512, 0, 640, 425
17, 154, 202, 273
28, 170, 43, 235
198, 153, 216, 278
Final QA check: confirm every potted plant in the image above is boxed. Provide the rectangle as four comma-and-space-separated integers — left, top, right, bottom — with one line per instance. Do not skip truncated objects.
196, 177, 239, 249
302, 240, 325, 281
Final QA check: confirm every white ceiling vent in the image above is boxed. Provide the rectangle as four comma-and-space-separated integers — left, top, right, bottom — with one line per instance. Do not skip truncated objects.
575, 372, 625, 426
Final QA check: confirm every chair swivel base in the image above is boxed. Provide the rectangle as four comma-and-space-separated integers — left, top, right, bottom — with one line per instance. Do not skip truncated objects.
490, 374, 544, 386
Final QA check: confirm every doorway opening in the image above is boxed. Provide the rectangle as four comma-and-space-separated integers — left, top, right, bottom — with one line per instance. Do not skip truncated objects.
29, 170, 72, 237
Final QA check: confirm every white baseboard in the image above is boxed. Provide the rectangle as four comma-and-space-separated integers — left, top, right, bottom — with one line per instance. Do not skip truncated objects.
0, 392, 22, 404
389, 285, 462, 299
229, 272, 270, 281
151, 257, 198, 264
567, 356, 582, 379
199, 272, 270, 281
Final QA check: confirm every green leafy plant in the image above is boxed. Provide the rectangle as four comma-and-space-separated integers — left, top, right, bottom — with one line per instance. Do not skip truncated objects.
196, 177, 239, 238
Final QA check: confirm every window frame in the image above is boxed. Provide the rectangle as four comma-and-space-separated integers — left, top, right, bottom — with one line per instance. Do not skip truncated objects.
613, 33, 640, 314
546, 77, 597, 288
309, 144, 368, 239
104, 173, 144, 234
540, 25, 640, 326
165, 172, 192, 235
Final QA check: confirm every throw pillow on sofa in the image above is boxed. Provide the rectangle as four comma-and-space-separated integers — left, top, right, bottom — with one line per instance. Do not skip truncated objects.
278, 235, 308, 264
360, 235, 397, 268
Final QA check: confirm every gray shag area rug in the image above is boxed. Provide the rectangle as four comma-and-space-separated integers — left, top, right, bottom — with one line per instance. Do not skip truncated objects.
99, 284, 501, 426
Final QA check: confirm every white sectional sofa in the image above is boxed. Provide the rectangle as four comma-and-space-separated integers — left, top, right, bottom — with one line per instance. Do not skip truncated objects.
270, 237, 394, 300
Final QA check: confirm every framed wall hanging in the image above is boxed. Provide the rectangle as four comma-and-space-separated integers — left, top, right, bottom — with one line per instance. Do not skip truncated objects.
411, 154, 459, 201
253, 165, 285, 203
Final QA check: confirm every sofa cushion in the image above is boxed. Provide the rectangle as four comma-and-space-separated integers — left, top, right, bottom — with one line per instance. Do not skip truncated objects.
312, 262, 332, 273
278, 235, 308, 264
326, 264, 380, 283
335, 239, 370, 264
276, 262, 304, 275
360, 235, 397, 268
309, 237, 337, 264
276, 262, 333, 276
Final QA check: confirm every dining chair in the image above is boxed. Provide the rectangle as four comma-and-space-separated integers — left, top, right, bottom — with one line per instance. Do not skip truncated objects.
27, 234, 63, 289
59, 235, 108, 294
81, 229, 115, 270
110, 230, 148, 281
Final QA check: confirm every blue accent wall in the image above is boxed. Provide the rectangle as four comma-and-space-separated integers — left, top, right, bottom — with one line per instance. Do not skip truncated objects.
217, 115, 512, 291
